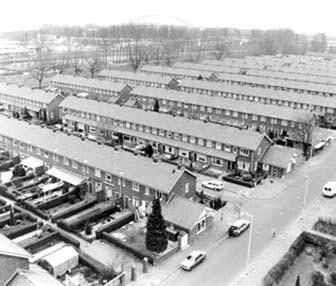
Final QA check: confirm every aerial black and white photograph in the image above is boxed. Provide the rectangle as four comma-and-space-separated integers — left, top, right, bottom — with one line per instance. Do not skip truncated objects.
0, 1, 336, 285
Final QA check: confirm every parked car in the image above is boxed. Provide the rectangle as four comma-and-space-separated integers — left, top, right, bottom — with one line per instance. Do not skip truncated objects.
201, 180, 225, 191
228, 219, 251, 237
322, 181, 336, 197
180, 250, 206, 271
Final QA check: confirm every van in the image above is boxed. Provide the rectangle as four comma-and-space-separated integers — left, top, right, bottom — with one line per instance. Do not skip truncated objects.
322, 181, 336, 197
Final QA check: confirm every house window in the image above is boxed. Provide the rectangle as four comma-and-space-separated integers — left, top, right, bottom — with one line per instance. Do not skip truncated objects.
72, 161, 78, 169
105, 185, 113, 198
132, 182, 139, 191
240, 148, 249, 156
105, 173, 112, 182
197, 219, 206, 234
95, 169, 101, 178
63, 157, 69, 165
122, 179, 126, 187
185, 182, 190, 193
212, 157, 222, 166
263, 164, 269, 171
145, 187, 150, 196
132, 197, 139, 207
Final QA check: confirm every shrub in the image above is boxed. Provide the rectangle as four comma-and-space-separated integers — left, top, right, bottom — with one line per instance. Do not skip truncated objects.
329, 272, 336, 286
311, 271, 327, 286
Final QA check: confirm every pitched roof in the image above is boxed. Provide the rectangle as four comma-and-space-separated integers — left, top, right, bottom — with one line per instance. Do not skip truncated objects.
59, 96, 266, 150
261, 145, 303, 169
50, 74, 129, 92
0, 232, 32, 259
130, 86, 314, 122
162, 196, 207, 230
0, 83, 59, 104
5, 267, 64, 286
174, 61, 336, 85
141, 65, 215, 79
0, 116, 191, 194
178, 79, 336, 108
217, 73, 336, 94
98, 69, 175, 85
173, 62, 241, 74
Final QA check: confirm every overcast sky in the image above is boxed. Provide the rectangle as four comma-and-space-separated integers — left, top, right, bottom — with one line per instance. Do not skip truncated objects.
1, 0, 335, 36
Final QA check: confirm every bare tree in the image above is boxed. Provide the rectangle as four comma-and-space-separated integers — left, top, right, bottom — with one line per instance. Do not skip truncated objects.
294, 113, 316, 160
212, 42, 231, 60
31, 36, 52, 89
71, 44, 84, 75
128, 43, 147, 72
106, 251, 130, 275
86, 53, 104, 78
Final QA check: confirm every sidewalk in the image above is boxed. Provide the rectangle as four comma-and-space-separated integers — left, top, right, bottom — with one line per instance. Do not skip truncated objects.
246, 142, 336, 200
128, 203, 238, 286
231, 196, 336, 286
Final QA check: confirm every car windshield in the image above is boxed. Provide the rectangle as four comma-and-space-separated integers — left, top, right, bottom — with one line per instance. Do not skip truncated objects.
186, 255, 193, 260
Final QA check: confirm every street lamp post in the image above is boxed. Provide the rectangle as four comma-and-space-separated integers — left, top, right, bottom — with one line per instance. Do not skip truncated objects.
303, 175, 309, 209
245, 213, 254, 275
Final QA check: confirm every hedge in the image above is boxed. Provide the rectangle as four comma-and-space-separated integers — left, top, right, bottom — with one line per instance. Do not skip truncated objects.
96, 212, 135, 237
5, 222, 42, 239
263, 232, 307, 286
223, 176, 255, 188
100, 232, 156, 265
262, 231, 334, 286
79, 250, 115, 276
15, 175, 49, 193
0, 185, 16, 200
22, 201, 49, 220
9, 173, 35, 187
55, 229, 81, 249
60, 204, 117, 231
0, 212, 23, 228
37, 189, 79, 210
23, 231, 59, 251
51, 199, 97, 221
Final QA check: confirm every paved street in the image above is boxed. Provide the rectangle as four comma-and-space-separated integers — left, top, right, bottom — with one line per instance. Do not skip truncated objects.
131, 142, 336, 286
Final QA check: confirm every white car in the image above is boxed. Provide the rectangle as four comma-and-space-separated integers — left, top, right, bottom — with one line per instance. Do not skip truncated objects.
228, 219, 251, 237
322, 181, 336, 197
201, 180, 225, 191
180, 250, 206, 271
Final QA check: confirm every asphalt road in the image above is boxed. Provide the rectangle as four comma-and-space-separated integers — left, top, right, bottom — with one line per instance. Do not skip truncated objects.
161, 144, 336, 286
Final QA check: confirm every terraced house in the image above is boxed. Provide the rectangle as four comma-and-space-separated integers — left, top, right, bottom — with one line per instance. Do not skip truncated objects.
97, 69, 179, 89
178, 79, 336, 127
141, 65, 217, 81
173, 62, 336, 85
49, 74, 132, 104
59, 96, 273, 173
128, 86, 315, 137
0, 83, 64, 121
0, 116, 197, 208
216, 73, 336, 97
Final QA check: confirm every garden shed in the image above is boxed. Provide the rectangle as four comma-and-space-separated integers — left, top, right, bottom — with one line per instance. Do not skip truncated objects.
43, 245, 79, 277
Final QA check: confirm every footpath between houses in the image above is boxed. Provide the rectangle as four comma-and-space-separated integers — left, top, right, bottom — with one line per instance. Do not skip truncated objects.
231, 195, 336, 286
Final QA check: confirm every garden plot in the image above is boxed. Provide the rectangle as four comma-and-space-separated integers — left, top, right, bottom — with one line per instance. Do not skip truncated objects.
110, 218, 178, 259
279, 242, 336, 285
